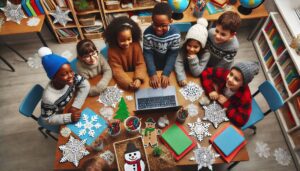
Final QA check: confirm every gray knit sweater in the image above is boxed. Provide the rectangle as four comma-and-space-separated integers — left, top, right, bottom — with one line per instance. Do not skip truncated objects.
77, 54, 112, 96
41, 74, 90, 125
206, 28, 239, 69
175, 49, 210, 82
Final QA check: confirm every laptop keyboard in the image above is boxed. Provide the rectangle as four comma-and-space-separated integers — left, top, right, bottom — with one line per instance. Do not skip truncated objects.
137, 95, 177, 110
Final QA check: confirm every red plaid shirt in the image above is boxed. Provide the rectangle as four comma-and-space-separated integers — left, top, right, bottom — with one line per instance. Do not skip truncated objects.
201, 67, 252, 127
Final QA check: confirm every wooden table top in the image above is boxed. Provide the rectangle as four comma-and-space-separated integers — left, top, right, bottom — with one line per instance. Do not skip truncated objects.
174, 1, 268, 23
0, 15, 45, 35
54, 72, 249, 170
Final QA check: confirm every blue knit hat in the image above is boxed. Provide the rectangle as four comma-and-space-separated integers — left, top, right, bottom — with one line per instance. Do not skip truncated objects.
38, 47, 69, 79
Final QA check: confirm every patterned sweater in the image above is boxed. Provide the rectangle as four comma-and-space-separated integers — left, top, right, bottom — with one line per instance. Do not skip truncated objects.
108, 42, 147, 89
206, 28, 239, 69
77, 53, 112, 96
201, 67, 252, 127
41, 74, 90, 125
175, 48, 210, 81
143, 25, 181, 76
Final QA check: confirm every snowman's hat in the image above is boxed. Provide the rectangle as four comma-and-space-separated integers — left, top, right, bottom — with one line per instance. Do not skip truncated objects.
125, 142, 139, 154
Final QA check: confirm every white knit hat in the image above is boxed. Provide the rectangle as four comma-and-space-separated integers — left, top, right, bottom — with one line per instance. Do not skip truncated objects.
185, 18, 208, 48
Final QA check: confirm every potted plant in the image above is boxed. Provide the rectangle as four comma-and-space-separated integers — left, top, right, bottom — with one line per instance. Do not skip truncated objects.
73, 0, 95, 12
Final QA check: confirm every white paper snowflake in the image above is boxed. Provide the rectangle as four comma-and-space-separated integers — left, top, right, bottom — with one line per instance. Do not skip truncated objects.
60, 127, 71, 138
190, 144, 220, 171
99, 107, 114, 120
179, 81, 203, 102
59, 136, 89, 167
99, 150, 115, 165
187, 103, 199, 117
75, 113, 102, 137
0, 1, 27, 24
49, 6, 72, 27
27, 53, 42, 69
27, 17, 40, 26
255, 141, 271, 159
202, 101, 229, 128
97, 85, 123, 108
125, 95, 133, 101
188, 118, 211, 141
273, 148, 292, 166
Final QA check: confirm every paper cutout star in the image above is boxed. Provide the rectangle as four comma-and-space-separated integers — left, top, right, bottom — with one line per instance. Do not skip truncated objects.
50, 6, 72, 26
191, 144, 220, 171
0, 1, 27, 24
202, 101, 229, 128
188, 118, 211, 141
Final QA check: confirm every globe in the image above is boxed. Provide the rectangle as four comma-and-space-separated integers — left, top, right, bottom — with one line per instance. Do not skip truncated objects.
238, 0, 265, 15
168, 0, 190, 20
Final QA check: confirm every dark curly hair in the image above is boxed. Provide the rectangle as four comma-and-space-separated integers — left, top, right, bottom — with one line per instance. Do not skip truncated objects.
152, 2, 172, 19
76, 39, 97, 57
103, 16, 141, 48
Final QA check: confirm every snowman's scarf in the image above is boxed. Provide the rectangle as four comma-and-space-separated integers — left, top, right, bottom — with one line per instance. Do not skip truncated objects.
125, 158, 142, 171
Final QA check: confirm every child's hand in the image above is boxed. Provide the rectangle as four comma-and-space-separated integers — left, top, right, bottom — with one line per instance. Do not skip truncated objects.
71, 110, 81, 122
178, 80, 187, 87
187, 54, 197, 59
217, 94, 228, 105
209, 91, 219, 100
161, 75, 170, 88
133, 79, 141, 89
150, 75, 161, 88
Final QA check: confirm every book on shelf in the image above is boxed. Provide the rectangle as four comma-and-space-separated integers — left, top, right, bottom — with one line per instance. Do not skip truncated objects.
262, 45, 270, 57
35, 0, 45, 14
30, 0, 42, 15
276, 45, 285, 56
268, 28, 276, 39
274, 75, 282, 85
264, 20, 274, 32
266, 58, 275, 69
22, 0, 33, 16
270, 67, 279, 77
285, 69, 298, 84
26, 0, 37, 16
281, 58, 292, 69
295, 96, 300, 113
283, 105, 296, 126
264, 50, 272, 61
288, 78, 300, 93
57, 28, 78, 37
278, 52, 289, 65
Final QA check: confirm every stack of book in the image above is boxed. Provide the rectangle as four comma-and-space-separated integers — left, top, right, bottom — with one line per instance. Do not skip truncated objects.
160, 123, 196, 161
21, 0, 45, 17
209, 124, 246, 163
206, 1, 224, 15
210, 0, 227, 8
57, 28, 78, 38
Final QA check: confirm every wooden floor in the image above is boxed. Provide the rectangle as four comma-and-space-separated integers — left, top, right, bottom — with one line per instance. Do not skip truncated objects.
0, 26, 297, 171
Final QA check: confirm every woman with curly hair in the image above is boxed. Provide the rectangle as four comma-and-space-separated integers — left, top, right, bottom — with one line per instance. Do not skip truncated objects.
103, 16, 147, 90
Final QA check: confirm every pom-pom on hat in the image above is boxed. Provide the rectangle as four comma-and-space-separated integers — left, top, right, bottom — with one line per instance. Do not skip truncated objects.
38, 47, 69, 79
232, 61, 260, 85
185, 18, 208, 48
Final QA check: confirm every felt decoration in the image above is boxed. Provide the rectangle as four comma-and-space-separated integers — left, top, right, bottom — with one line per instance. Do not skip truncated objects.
124, 142, 146, 171
141, 118, 161, 147
0, 1, 27, 24
188, 118, 211, 141
114, 97, 129, 122
49, 6, 72, 27
255, 141, 271, 159
99, 150, 115, 165
27, 16, 40, 26
152, 146, 163, 157
202, 101, 229, 128
125, 95, 133, 101
98, 84, 123, 108
179, 81, 203, 102
190, 144, 220, 171
273, 148, 292, 166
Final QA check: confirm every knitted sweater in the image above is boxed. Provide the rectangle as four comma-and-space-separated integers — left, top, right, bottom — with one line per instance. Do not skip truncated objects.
41, 74, 90, 125
143, 25, 181, 76
175, 48, 210, 81
108, 42, 147, 89
206, 28, 239, 69
77, 54, 112, 96
201, 68, 252, 127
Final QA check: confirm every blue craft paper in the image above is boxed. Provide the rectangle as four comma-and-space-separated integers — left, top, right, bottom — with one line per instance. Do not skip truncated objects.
67, 108, 107, 146
214, 126, 245, 156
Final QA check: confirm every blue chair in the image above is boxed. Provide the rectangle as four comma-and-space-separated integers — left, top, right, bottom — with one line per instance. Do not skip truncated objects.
241, 80, 284, 134
172, 22, 192, 33
19, 84, 59, 141
100, 45, 108, 60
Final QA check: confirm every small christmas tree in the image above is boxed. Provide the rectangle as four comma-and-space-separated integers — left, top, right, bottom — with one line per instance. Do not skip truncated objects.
114, 97, 129, 122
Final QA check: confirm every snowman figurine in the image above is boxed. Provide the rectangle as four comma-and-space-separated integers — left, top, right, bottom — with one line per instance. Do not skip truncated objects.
124, 142, 145, 171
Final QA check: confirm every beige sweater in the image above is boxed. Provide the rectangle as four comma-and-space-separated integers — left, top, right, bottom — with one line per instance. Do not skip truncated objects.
108, 42, 147, 89
77, 54, 112, 96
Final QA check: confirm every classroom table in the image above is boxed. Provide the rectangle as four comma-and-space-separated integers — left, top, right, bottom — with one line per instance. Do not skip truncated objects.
0, 15, 47, 71
53, 71, 249, 170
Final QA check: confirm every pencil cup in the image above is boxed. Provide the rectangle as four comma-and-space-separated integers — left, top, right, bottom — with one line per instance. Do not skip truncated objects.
107, 120, 121, 137
124, 116, 141, 134
176, 107, 189, 124
193, 9, 204, 18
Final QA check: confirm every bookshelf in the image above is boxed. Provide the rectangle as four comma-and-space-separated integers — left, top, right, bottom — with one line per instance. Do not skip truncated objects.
253, 12, 300, 169
41, 0, 105, 43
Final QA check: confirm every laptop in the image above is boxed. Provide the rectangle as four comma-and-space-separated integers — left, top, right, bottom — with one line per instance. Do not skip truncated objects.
134, 86, 181, 114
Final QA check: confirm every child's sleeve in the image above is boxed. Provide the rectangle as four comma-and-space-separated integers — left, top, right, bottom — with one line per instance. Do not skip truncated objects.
133, 43, 147, 83
41, 102, 72, 125
162, 36, 181, 76
96, 55, 112, 92
201, 67, 228, 93
108, 49, 133, 89
174, 50, 186, 81
72, 74, 90, 109
143, 38, 157, 76
188, 49, 210, 77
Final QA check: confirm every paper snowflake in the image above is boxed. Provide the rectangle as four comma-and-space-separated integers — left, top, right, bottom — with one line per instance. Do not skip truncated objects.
125, 95, 133, 101
59, 136, 89, 167
60, 127, 71, 138
27, 53, 42, 69
190, 144, 220, 171
49, 6, 72, 27
255, 141, 271, 159
202, 101, 229, 128
75, 114, 102, 137
97, 85, 123, 108
99, 150, 115, 165
187, 103, 199, 117
27, 17, 40, 26
99, 107, 114, 120
179, 81, 203, 102
0, 1, 27, 24
188, 118, 211, 141
273, 148, 292, 166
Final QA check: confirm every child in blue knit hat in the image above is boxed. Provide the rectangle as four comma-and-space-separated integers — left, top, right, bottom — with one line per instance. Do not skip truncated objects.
38, 47, 90, 125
